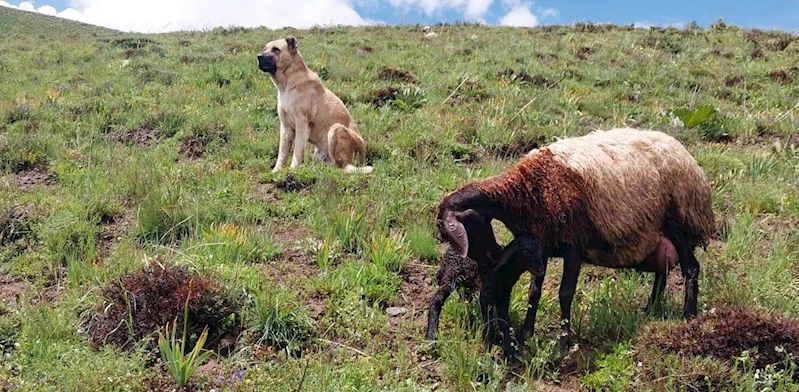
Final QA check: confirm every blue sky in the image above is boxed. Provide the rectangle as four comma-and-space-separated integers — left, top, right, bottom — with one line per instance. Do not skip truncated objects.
1, 0, 797, 34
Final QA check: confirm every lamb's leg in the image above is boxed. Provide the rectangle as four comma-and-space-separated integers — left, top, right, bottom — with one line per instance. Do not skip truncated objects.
518, 270, 547, 343
494, 284, 518, 358
479, 284, 495, 350
426, 285, 454, 341
558, 248, 582, 352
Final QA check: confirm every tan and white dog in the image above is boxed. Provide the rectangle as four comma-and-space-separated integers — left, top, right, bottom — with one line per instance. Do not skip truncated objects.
257, 36, 372, 174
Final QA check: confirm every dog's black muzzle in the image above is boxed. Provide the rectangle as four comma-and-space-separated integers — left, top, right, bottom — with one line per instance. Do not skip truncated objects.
257, 53, 276, 73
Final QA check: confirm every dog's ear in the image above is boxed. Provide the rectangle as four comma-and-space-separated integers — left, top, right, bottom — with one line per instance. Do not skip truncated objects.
285, 36, 297, 51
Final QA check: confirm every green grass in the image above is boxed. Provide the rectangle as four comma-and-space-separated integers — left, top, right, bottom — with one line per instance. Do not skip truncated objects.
0, 12, 798, 391
0, 6, 116, 36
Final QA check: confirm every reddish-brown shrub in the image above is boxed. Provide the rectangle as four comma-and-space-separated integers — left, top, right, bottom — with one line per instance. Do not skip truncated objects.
87, 264, 243, 352
635, 306, 799, 375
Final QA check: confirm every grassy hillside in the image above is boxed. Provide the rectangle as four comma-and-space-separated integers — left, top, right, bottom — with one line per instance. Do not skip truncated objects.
0, 6, 116, 36
1, 17, 799, 391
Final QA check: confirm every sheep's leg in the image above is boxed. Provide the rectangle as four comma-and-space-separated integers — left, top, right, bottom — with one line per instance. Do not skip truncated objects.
645, 272, 667, 315
678, 247, 700, 319
425, 285, 454, 341
664, 225, 700, 319
518, 267, 547, 343
558, 249, 582, 352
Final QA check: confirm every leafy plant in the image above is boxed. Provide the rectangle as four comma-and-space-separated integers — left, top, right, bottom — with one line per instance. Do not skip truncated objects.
158, 321, 213, 388
157, 280, 214, 388
673, 104, 718, 129
392, 86, 427, 112
581, 341, 636, 391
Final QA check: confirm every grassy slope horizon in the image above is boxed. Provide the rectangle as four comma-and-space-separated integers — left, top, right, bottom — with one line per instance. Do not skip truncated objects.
1, 5, 799, 392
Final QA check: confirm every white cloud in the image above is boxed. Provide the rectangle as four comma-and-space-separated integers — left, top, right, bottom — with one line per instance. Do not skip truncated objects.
539, 7, 558, 19
37, 4, 56, 15
0, 0, 371, 32
388, 0, 494, 21
498, 5, 538, 27
465, 0, 491, 20
633, 21, 654, 29
17, 1, 33, 11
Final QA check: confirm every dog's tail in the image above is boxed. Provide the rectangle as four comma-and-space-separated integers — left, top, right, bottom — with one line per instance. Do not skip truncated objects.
343, 164, 374, 174
329, 124, 374, 174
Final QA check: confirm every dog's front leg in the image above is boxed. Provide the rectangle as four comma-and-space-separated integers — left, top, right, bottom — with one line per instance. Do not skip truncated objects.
290, 122, 310, 169
272, 123, 294, 173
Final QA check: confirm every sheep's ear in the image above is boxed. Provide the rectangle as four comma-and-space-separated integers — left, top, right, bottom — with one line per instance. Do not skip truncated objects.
442, 210, 469, 257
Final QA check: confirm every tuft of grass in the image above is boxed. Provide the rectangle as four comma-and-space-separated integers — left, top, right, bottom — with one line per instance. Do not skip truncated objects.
366, 230, 409, 273
405, 224, 440, 261
135, 183, 194, 245
313, 208, 368, 253
248, 287, 317, 354
187, 222, 282, 265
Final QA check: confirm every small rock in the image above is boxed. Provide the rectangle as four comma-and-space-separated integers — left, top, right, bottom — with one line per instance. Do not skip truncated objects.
386, 307, 407, 316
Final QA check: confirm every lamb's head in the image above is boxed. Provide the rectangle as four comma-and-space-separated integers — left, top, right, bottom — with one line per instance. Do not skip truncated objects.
499, 235, 545, 278
436, 187, 501, 263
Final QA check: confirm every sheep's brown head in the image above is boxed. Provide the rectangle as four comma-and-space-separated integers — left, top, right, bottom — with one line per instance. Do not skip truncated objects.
437, 208, 499, 263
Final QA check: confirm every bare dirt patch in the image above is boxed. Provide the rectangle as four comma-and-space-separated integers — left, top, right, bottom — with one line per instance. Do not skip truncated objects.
96, 211, 132, 263
179, 135, 206, 159
272, 173, 315, 193
179, 125, 230, 160
261, 219, 325, 317
749, 129, 799, 146
105, 128, 161, 147
14, 166, 57, 191
387, 262, 436, 327
724, 74, 743, 86
768, 69, 794, 85
377, 67, 418, 84
0, 269, 28, 304
356, 46, 373, 55
710, 46, 735, 58
575, 46, 594, 60
497, 69, 559, 88
362, 86, 399, 108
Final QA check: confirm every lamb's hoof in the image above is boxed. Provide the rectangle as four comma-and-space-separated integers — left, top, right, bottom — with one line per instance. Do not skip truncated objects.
557, 337, 573, 353
515, 334, 529, 349
502, 348, 520, 362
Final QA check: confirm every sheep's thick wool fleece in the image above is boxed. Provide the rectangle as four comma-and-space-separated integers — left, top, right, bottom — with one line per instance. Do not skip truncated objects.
479, 128, 714, 268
